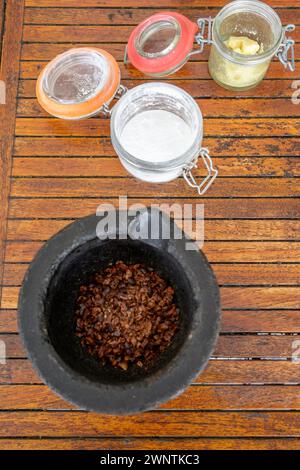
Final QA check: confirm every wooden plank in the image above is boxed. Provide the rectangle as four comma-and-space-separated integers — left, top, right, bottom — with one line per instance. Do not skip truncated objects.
16, 286, 300, 309
23, 8, 223, 25
1, 333, 300, 359
221, 287, 300, 309
0, 309, 17, 331
1, 410, 300, 437
3, 284, 300, 309
5, 241, 300, 263
14, 137, 300, 157
2, 437, 300, 450
20, 41, 300, 64
17, 98, 300, 118
0, 335, 25, 357
23, 7, 300, 26
0, 0, 5, 58
9, 177, 300, 198
18, 72, 297, 100
21, 42, 132, 61
0, 1, 25, 304
21, 24, 300, 43
8, 197, 300, 219
3, 359, 300, 385
6, 219, 300, 242
19, 60, 300, 83
19, 77, 300, 100
221, 310, 300, 332
13, 137, 300, 160
15, 117, 300, 137
12, 157, 300, 178
8, 283, 293, 310
24, 0, 300, 7
2, 384, 300, 410
4, 308, 300, 333
3, 262, 299, 287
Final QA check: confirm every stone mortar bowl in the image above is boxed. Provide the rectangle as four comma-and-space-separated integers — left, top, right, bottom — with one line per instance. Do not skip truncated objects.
18, 209, 220, 414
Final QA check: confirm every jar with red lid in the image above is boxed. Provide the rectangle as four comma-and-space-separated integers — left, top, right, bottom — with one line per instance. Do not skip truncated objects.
124, 12, 202, 77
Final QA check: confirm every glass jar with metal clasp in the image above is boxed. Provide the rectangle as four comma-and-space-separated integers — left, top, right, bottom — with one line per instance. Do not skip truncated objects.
110, 82, 218, 194
36, 48, 218, 195
36, 47, 127, 119
124, 11, 209, 77
196, 0, 296, 91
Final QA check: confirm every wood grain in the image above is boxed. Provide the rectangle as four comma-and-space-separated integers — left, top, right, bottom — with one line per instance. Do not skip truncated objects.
17, 98, 300, 118
23, 0, 300, 7
3, 309, 300, 334
0, 438, 300, 450
1, 410, 300, 437
5, 241, 300, 263
23, 7, 300, 26
7, 197, 300, 219
20, 41, 300, 64
21, 25, 300, 43
5, 219, 300, 242
10, 177, 300, 198
18, 77, 300, 100
0, 1, 25, 321
4, 285, 300, 310
2, 358, 300, 385
14, 117, 300, 137
19, 62, 300, 86
3, 263, 299, 286
1, 333, 300, 358
11, 156, 300, 177
3, 384, 300, 410
0, 1, 5, 57
13, 136, 300, 157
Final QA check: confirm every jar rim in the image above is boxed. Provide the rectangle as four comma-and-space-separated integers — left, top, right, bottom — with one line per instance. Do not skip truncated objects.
110, 82, 203, 172
36, 47, 120, 119
213, 0, 284, 64
41, 49, 109, 104
135, 17, 181, 59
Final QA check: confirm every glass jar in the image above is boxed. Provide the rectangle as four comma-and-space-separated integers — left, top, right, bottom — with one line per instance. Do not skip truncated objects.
36, 48, 124, 119
110, 83, 218, 194
124, 12, 201, 77
36, 49, 218, 195
196, 0, 295, 90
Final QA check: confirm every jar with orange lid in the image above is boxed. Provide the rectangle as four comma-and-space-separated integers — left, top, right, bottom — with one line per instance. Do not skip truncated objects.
36, 47, 126, 120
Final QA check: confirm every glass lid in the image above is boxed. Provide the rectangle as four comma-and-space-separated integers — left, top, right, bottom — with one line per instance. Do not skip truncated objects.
126, 12, 198, 76
36, 47, 121, 119
135, 18, 181, 58
42, 49, 109, 104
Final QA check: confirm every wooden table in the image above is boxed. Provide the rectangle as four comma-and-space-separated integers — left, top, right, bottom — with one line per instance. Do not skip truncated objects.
0, 0, 300, 450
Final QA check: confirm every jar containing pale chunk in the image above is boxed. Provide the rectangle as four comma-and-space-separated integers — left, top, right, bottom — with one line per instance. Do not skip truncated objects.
197, 0, 295, 91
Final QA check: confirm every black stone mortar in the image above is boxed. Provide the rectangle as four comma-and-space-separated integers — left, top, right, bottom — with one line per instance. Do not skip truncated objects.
18, 209, 221, 415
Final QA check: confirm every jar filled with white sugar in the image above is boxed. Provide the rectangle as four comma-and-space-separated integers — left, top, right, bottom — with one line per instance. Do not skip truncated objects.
110, 83, 218, 195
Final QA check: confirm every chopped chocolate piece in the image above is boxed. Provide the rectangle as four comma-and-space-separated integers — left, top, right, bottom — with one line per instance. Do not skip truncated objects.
75, 261, 180, 370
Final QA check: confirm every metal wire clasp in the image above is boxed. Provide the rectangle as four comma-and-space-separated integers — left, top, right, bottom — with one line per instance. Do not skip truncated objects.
183, 148, 218, 195
99, 84, 128, 117
193, 17, 214, 54
276, 24, 296, 72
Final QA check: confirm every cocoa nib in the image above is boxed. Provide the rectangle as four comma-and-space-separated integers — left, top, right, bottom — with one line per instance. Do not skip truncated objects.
75, 261, 180, 371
